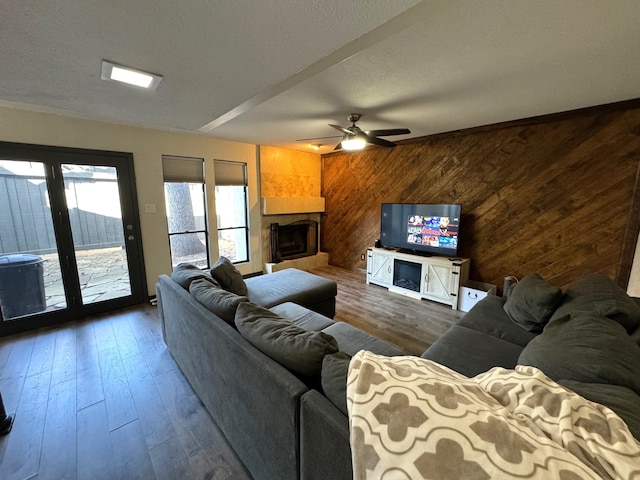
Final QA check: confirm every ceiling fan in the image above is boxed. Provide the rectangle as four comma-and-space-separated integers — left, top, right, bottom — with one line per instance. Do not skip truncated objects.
298, 113, 410, 151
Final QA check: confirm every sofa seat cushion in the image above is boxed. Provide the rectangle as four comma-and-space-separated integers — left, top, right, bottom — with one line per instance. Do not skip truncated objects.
269, 302, 335, 331
457, 295, 538, 347
235, 302, 339, 377
321, 322, 404, 357
519, 312, 640, 395
189, 278, 248, 325
245, 268, 337, 309
421, 325, 525, 377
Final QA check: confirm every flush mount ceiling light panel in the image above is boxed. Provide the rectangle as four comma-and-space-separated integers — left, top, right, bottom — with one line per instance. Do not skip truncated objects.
101, 60, 163, 90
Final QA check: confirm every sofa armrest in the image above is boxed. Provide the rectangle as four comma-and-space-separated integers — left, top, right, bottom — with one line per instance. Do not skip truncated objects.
155, 281, 165, 342
300, 389, 352, 480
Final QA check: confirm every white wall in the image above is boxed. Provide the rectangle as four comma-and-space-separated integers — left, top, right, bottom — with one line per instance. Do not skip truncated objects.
0, 105, 262, 295
628, 235, 640, 297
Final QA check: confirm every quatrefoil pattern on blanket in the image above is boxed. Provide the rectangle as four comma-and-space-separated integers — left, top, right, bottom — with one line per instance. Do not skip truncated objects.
347, 351, 640, 480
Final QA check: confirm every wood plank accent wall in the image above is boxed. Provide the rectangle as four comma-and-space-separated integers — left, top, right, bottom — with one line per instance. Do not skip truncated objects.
321, 101, 640, 291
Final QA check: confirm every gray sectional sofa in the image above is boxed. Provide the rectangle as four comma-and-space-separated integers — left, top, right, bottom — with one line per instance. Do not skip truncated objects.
156, 262, 403, 480
158, 261, 640, 480
422, 272, 640, 439
301, 272, 640, 478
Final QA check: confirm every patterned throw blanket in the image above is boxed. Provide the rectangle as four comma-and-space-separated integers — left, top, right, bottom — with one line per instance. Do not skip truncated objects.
347, 351, 640, 479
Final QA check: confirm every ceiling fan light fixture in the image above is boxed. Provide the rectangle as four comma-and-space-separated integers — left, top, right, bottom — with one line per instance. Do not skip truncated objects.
341, 134, 367, 151
101, 60, 163, 90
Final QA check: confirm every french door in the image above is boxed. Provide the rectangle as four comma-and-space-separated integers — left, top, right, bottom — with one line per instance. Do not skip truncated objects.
0, 142, 147, 335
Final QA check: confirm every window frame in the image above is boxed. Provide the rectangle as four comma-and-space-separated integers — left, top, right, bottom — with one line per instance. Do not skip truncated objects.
162, 156, 209, 268
214, 160, 250, 265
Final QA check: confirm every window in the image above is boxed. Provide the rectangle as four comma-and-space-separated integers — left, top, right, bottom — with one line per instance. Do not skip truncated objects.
163, 156, 208, 268
162, 157, 249, 268
214, 160, 249, 263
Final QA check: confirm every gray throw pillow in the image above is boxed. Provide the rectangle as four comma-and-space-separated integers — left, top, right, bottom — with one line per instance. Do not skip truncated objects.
189, 278, 248, 325
210, 256, 248, 296
518, 312, 640, 396
552, 273, 640, 333
321, 352, 352, 416
235, 302, 338, 377
171, 263, 218, 290
503, 273, 562, 332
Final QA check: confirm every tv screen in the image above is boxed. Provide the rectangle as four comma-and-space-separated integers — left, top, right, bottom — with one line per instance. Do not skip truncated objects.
380, 203, 461, 257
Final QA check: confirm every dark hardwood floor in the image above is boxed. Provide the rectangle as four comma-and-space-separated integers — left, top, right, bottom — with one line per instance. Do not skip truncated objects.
0, 265, 463, 479
311, 265, 465, 355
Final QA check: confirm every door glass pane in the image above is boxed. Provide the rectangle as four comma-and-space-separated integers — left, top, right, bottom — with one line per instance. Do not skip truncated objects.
62, 164, 131, 304
0, 160, 66, 320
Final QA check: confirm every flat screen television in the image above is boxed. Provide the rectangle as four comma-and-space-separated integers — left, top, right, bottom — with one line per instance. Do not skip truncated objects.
380, 203, 461, 257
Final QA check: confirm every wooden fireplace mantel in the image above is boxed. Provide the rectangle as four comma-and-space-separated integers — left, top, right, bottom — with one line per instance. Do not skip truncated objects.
262, 197, 325, 215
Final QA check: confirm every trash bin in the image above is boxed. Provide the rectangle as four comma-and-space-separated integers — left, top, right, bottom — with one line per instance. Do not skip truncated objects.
459, 280, 497, 313
0, 254, 46, 320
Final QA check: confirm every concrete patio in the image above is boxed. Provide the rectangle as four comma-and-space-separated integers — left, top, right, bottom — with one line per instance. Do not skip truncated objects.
40, 246, 131, 310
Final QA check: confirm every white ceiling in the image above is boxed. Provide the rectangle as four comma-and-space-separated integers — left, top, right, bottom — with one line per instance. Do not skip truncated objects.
1, 0, 638, 154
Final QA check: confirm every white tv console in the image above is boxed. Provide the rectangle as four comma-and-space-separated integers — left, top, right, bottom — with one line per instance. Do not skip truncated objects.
366, 247, 470, 310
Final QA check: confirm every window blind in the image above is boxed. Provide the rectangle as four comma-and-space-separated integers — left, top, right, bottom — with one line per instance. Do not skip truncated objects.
162, 155, 204, 183
214, 160, 247, 186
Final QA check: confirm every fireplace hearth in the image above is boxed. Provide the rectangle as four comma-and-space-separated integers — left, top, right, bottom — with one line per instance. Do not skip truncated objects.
270, 220, 318, 263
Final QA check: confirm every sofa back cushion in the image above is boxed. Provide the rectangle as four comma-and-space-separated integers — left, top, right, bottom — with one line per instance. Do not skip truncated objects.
551, 273, 640, 332
458, 295, 538, 347
189, 278, 248, 325
421, 325, 525, 377
210, 256, 248, 296
235, 302, 338, 377
518, 311, 640, 395
503, 273, 562, 332
171, 262, 219, 290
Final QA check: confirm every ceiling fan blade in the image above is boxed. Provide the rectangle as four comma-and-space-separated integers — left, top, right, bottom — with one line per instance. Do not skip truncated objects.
365, 128, 411, 137
366, 136, 397, 148
329, 124, 354, 135
296, 135, 342, 142
334, 142, 343, 151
